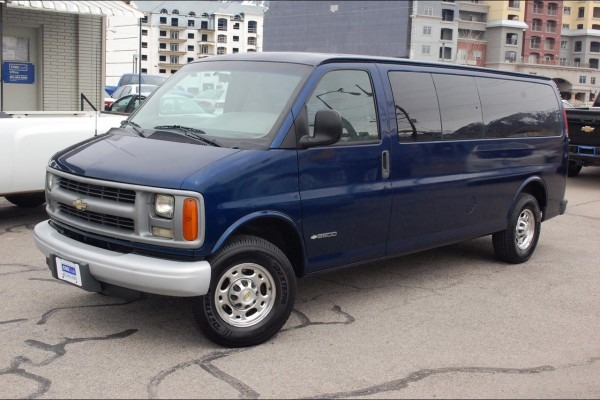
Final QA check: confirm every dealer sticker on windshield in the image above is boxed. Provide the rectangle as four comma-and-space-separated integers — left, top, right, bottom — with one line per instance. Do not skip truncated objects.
55, 257, 82, 286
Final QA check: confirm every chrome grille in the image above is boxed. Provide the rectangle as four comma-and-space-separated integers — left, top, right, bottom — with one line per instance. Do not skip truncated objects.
59, 204, 134, 232
58, 176, 136, 204
47, 169, 205, 249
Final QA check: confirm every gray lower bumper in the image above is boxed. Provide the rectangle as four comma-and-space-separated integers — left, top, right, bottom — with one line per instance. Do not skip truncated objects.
33, 220, 211, 297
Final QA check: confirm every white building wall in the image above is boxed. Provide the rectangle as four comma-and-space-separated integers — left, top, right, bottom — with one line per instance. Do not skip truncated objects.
106, 15, 140, 86
3, 8, 104, 111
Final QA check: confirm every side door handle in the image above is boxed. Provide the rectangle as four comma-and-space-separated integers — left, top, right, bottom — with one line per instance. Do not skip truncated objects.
382, 150, 390, 179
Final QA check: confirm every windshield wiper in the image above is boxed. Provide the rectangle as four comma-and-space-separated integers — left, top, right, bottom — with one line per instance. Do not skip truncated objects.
121, 120, 145, 137
153, 125, 220, 147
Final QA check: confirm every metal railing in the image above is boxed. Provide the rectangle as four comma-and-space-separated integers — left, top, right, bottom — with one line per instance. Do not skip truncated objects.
80, 93, 97, 112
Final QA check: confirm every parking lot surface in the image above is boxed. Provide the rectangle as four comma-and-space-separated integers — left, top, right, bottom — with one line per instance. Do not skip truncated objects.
1, 170, 600, 399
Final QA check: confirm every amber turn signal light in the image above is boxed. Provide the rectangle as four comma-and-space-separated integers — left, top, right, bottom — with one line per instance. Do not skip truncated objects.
182, 198, 198, 241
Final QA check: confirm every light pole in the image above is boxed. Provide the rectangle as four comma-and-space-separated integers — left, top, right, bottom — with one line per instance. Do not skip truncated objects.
138, 16, 142, 100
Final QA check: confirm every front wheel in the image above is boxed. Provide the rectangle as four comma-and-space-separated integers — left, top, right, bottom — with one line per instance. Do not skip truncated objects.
192, 235, 296, 347
492, 193, 541, 264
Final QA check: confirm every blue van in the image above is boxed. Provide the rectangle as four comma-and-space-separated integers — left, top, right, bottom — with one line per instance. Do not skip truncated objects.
35, 53, 568, 347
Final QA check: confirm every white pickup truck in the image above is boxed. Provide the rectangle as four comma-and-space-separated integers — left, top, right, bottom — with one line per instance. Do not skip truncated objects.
0, 111, 126, 207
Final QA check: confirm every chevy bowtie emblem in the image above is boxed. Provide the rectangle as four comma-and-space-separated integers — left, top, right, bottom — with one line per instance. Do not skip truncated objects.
72, 199, 88, 211
581, 126, 595, 133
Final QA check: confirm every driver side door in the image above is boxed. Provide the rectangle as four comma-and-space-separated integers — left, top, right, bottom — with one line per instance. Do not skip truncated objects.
298, 66, 392, 272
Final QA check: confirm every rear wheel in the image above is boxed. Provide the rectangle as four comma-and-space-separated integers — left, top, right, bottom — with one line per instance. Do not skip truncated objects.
192, 235, 296, 347
492, 194, 541, 264
5, 193, 46, 207
567, 161, 582, 177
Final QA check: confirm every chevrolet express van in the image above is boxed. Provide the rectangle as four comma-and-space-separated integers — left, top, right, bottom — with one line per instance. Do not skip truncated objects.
34, 53, 568, 347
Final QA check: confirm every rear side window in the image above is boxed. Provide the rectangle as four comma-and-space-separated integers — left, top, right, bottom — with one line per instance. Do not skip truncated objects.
388, 71, 442, 141
476, 78, 562, 138
432, 74, 484, 140
306, 69, 379, 143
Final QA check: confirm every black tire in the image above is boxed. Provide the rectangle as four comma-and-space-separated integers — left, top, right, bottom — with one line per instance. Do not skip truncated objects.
567, 161, 582, 177
492, 193, 541, 264
5, 193, 46, 207
192, 234, 296, 347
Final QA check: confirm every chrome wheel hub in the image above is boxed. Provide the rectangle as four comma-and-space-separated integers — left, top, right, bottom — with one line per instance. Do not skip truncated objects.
215, 263, 276, 328
515, 208, 535, 250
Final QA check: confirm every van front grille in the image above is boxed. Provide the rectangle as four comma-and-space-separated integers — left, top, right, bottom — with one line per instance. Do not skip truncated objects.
58, 176, 136, 204
58, 204, 135, 232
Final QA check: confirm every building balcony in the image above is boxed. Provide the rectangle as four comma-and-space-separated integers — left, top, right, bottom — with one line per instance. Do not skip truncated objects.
158, 62, 184, 69
458, 19, 487, 31
197, 40, 216, 45
458, 1, 489, 14
158, 37, 187, 44
158, 49, 187, 56
158, 23, 187, 31
458, 37, 487, 43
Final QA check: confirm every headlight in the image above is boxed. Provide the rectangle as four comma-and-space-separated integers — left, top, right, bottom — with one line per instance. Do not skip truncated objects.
155, 194, 175, 218
46, 172, 54, 192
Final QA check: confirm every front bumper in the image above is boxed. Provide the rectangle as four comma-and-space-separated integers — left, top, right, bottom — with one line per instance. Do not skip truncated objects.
34, 220, 211, 297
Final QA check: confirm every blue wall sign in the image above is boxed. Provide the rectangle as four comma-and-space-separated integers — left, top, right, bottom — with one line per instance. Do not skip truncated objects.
2, 62, 35, 84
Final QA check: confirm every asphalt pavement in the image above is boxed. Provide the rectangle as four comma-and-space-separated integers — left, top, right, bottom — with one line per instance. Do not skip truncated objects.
1, 169, 599, 399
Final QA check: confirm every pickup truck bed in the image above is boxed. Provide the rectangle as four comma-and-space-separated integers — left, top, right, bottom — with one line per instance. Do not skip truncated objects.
565, 108, 600, 176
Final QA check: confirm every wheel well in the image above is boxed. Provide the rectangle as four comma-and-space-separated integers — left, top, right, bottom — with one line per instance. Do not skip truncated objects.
520, 181, 547, 218
231, 217, 305, 278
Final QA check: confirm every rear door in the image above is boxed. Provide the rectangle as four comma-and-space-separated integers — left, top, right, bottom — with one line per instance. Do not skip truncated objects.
382, 68, 489, 256
297, 65, 392, 272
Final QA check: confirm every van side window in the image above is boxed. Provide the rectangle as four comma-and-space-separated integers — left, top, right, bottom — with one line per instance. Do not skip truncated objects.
432, 74, 484, 140
388, 71, 442, 142
306, 70, 379, 143
476, 78, 562, 138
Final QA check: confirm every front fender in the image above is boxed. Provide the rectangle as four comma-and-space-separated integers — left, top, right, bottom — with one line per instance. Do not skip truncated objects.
211, 210, 304, 254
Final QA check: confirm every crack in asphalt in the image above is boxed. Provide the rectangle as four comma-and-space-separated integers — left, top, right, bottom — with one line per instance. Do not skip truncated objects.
302, 365, 556, 399
25, 329, 139, 366
147, 349, 260, 399
0, 318, 27, 325
36, 299, 140, 325
0, 357, 51, 399
299, 276, 461, 304
0, 263, 43, 276
28, 277, 60, 283
0, 329, 138, 399
147, 305, 355, 398
283, 305, 355, 332
565, 212, 600, 221
0, 222, 37, 236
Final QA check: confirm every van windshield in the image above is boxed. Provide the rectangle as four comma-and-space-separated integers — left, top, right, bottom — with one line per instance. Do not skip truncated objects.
130, 61, 311, 149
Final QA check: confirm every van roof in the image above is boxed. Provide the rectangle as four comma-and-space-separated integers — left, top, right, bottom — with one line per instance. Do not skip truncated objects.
192, 52, 553, 82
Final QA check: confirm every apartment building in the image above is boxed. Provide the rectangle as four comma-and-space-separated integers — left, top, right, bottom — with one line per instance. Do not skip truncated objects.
106, 1, 265, 85
522, 0, 562, 64
463, 0, 597, 105
410, 0, 488, 66
560, 1, 600, 69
